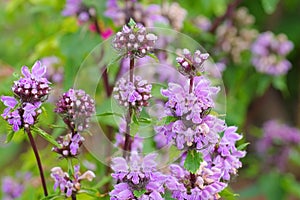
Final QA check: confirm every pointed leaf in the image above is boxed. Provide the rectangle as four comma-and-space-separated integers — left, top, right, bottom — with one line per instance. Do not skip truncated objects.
134, 189, 147, 198
96, 112, 123, 118
219, 188, 239, 200
78, 187, 105, 197
157, 116, 177, 126
32, 127, 59, 147
5, 130, 15, 143
237, 142, 250, 151
147, 53, 159, 62
184, 149, 203, 173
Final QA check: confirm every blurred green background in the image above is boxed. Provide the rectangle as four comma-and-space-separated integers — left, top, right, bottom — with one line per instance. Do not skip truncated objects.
1, 0, 300, 199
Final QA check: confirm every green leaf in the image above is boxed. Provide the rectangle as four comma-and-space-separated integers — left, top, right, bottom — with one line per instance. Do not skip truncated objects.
130, 122, 139, 136
272, 75, 288, 94
219, 188, 239, 200
237, 142, 250, 151
132, 112, 139, 125
157, 116, 178, 126
164, 191, 176, 200
93, 175, 111, 189
147, 52, 159, 62
133, 189, 146, 198
40, 194, 65, 200
261, 0, 280, 14
78, 188, 102, 197
96, 112, 123, 118
128, 18, 137, 28
31, 127, 59, 147
5, 130, 15, 143
183, 149, 203, 173
138, 117, 152, 124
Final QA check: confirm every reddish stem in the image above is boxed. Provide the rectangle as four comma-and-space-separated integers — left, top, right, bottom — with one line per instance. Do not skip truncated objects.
209, 0, 243, 33
26, 127, 48, 197
123, 57, 135, 158
189, 76, 194, 94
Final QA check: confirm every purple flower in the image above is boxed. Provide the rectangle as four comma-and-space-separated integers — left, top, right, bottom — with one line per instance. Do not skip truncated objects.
112, 21, 158, 58
1, 96, 18, 118
23, 102, 41, 125
2, 176, 24, 199
161, 2, 187, 30
52, 133, 85, 157
12, 60, 51, 103
110, 152, 166, 199
256, 120, 300, 171
195, 16, 211, 31
105, 0, 169, 28
1, 60, 50, 131
203, 126, 246, 181
156, 76, 221, 150
113, 76, 152, 112
110, 183, 134, 200
7, 110, 22, 132
62, 0, 93, 23
55, 89, 95, 132
51, 165, 95, 197
41, 56, 64, 84
176, 49, 209, 77
251, 31, 294, 75
166, 162, 227, 200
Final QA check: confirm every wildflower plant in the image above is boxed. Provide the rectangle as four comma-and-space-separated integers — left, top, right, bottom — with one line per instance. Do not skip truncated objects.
1, 0, 298, 199
1, 61, 51, 196
105, 19, 247, 200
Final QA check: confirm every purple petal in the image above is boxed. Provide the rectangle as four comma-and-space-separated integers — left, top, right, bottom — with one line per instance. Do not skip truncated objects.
1, 96, 18, 108
21, 66, 31, 78
32, 61, 46, 78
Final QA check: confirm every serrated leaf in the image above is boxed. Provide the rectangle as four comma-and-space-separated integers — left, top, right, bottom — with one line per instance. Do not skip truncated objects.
134, 189, 146, 198
183, 149, 203, 173
219, 188, 239, 200
261, 0, 280, 14
147, 53, 159, 62
237, 142, 250, 150
31, 127, 59, 147
5, 130, 15, 143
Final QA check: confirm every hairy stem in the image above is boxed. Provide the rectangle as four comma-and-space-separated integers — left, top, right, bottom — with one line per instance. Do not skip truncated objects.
209, 0, 243, 33
25, 127, 48, 197
123, 57, 135, 158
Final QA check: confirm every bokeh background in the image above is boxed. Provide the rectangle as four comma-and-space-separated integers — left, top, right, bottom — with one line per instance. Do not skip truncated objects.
1, 0, 300, 199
